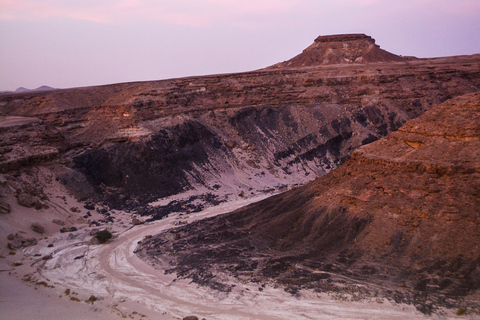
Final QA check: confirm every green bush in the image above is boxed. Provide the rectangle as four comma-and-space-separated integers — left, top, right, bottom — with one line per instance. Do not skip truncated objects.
95, 230, 112, 243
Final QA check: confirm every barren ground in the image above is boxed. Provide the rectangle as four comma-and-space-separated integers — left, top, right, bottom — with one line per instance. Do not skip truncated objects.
0, 181, 475, 319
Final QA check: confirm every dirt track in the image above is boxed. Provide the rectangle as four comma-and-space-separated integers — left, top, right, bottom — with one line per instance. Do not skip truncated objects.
8, 196, 441, 320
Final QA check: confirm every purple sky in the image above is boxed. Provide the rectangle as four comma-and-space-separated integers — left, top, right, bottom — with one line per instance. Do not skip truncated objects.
1, 0, 479, 91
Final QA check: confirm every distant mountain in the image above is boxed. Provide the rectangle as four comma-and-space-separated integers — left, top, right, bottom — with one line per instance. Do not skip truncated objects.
9, 86, 57, 93
34, 85, 56, 92
14, 87, 30, 93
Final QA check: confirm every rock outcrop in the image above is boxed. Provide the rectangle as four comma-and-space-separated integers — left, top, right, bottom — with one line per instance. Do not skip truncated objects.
268, 34, 407, 68
138, 92, 480, 313
0, 35, 479, 219
7, 233, 37, 250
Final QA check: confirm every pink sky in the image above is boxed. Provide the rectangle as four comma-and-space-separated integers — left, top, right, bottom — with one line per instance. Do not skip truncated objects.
0, 0, 479, 90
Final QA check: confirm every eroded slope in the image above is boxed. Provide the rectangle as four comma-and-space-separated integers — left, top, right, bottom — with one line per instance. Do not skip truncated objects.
138, 92, 480, 313
1, 35, 480, 219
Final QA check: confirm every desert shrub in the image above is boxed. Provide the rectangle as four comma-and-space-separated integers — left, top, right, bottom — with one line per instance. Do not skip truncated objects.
95, 230, 112, 243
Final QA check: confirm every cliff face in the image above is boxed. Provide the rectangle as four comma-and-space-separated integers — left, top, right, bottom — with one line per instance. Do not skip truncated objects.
1, 35, 480, 218
139, 92, 480, 312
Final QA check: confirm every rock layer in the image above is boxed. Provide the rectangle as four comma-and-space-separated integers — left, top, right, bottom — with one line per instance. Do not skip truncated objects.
0, 35, 480, 217
268, 33, 407, 68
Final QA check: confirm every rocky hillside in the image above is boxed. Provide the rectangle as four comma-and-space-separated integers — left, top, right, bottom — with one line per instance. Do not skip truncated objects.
1, 35, 480, 219
138, 92, 480, 313
267, 34, 407, 68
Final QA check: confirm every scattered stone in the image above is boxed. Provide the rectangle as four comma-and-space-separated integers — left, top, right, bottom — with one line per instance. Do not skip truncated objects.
0, 200, 10, 213
8, 235, 26, 250
69, 226, 77, 232
84, 203, 95, 210
7, 234, 37, 250
67, 233, 78, 240
183, 317, 199, 320
60, 227, 69, 233
225, 140, 236, 148
132, 218, 143, 226
52, 219, 66, 226
31, 222, 45, 234
26, 238, 37, 246
33, 200, 45, 210
70, 207, 79, 212
17, 192, 35, 208
457, 308, 466, 315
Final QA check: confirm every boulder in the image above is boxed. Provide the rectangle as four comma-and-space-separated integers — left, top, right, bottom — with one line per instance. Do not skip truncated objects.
25, 237, 38, 246
84, 203, 95, 210
17, 192, 35, 208
7, 235, 25, 250
132, 218, 143, 226
52, 219, 66, 226
31, 222, 45, 234
0, 200, 10, 213
225, 140, 236, 148
33, 199, 45, 210
6, 233, 36, 250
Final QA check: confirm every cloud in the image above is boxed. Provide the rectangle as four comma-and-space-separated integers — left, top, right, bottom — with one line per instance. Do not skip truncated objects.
0, 0, 297, 26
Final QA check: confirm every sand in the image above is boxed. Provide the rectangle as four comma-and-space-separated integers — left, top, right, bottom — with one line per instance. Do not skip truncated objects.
0, 177, 472, 319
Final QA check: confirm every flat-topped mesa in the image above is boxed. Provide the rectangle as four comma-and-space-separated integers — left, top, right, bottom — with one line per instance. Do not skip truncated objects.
314, 33, 374, 43
268, 33, 407, 69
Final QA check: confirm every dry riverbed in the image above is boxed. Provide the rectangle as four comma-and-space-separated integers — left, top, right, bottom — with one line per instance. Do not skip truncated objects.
1, 192, 474, 320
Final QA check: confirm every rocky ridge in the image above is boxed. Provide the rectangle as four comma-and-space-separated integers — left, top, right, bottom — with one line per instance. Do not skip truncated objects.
138, 92, 480, 314
268, 33, 408, 68
1, 35, 479, 218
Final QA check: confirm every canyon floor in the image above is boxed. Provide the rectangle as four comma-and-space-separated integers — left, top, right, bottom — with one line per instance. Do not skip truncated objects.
1, 189, 471, 320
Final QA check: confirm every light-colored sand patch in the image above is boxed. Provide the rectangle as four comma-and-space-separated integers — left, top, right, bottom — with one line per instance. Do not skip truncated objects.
0, 188, 472, 319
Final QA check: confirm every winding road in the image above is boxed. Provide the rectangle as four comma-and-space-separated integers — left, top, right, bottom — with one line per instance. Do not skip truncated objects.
35, 197, 428, 320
